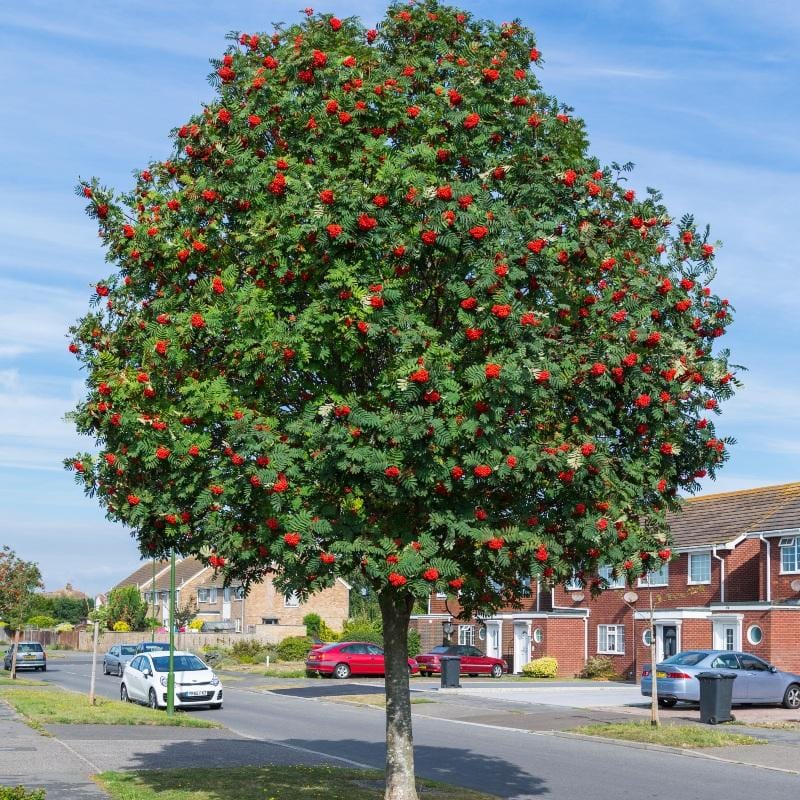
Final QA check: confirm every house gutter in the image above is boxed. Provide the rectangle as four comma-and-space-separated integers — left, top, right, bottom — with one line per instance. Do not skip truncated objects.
758, 534, 771, 602
712, 545, 725, 603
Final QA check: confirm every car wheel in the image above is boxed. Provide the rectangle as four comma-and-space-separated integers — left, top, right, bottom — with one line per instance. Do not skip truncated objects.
491, 664, 503, 679
148, 689, 159, 710
118, 664, 124, 678
333, 663, 351, 679
658, 698, 678, 708
782, 683, 800, 710
120, 684, 130, 703
41, 665, 46, 672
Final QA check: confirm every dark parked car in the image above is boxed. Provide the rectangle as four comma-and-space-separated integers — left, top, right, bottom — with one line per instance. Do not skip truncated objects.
4, 642, 46, 671
641, 650, 800, 709
416, 645, 508, 678
305, 641, 419, 679
134, 642, 171, 654
103, 644, 138, 677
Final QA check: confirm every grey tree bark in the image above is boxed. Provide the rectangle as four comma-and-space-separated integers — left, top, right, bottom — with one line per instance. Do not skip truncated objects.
379, 591, 418, 800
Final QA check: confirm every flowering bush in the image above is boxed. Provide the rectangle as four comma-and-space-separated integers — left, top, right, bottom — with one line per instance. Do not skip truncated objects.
112, 620, 132, 632
521, 656, 558, 678
188, 618, 205, 631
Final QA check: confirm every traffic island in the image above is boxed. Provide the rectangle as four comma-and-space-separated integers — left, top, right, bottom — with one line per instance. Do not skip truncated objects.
569, 721, 765, 748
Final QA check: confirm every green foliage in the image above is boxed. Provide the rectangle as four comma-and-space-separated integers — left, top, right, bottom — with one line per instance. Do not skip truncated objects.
580, 656, 619, 680
188, 618, 204, 631
275, 636, 313, 662
174, 599, 197, 629
112, 620, 132, 632
229, 639, 268, 663
521, 657, 558, 678
407, 629, 421, 658
0, 787, 46, 800
25, 615, 57, 629
302, 613, 322, 638
55, 622, 74, 633
341, 615, 383, 646
0, 546, 42, 629
66, 2, 738, 620
27, 595, 93, 626
105, 587, 147, 631
144, 617, 161, 630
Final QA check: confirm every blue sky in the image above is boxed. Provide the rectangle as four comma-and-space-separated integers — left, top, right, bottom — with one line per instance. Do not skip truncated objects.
2, 1, 798, 595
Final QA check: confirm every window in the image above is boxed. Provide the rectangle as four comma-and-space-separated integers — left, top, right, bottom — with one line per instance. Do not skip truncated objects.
533, 627, 543, 644
710, 653, 740, 669
197, 587, 217, 604
598, 625, 624, 654
642, 629, 652, 647
435, 592, 447, 599
565, 573, 583, 591
688, 552, 711, 584
779, 537, 800, 573
598, 565, 626, 589
458, 625, 475, 646
739, 654, 769, 671
284, 592, 300, 607
747, 625, 763, 645
639, 563, 669, 587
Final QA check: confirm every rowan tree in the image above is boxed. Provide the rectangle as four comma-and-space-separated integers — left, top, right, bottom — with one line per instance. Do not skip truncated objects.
0, 546, 43, 629
67, 3, 738, 797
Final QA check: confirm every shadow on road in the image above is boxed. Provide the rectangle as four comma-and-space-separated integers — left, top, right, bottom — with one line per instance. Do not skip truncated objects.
120, 736, 548, 798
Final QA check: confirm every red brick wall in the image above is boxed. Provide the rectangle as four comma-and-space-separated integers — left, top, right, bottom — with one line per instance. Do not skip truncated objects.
765, 610, 800, 673
724, 539, 761, 602
542, 617, 586, 677
770, 539, 800, 603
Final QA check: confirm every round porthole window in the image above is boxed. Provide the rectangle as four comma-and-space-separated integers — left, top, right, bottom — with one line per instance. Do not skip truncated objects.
533, 627, 543, 644
747, 625, 763, 645
642, 629, 652, 646
478, 626, 486, 641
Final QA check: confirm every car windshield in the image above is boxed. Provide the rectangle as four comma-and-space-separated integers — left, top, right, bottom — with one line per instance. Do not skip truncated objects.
120, 646, 137, 656
152, 655, 207, 672
141, 643, 169, 651
18, 644, 43, 653
662, 651, 709, 666
428, 646, 454, 654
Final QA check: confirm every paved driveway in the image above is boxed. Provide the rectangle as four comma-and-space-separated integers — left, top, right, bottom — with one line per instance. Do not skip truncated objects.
449, 682, 644, 708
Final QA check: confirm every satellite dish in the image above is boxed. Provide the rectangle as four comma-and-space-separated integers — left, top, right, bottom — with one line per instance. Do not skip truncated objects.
791, 579, 800, 592
570, 592, 585, 602
623, 591, 639, 603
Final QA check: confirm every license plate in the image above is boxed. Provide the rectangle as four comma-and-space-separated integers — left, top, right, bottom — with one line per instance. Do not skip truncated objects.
185, 690, 207, 697
656, 671, 667, 678
24, 655, 36, 660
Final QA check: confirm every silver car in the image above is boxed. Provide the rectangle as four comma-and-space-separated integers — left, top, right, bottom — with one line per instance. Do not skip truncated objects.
102, 644, 137, 677
641, 650, 800, 709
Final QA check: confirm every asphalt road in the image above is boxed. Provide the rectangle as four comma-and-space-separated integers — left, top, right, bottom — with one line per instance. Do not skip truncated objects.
23, 655, 800, 799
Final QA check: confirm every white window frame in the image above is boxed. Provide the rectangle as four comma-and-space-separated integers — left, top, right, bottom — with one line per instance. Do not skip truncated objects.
688, 551, 712, 585
458, 625, 475, 646
747, 624, 763, 646
284, 591, 300, 608
639, 563, 669, 587
598, 565, 626, 590
779, 537, 800, 574
598, 624, 625, 655
565, 573, 583, 591
197, 587, 217, 604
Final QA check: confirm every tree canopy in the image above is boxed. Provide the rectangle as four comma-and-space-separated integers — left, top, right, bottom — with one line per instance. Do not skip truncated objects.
66, 3, 737, 795
0, 546, 43, 629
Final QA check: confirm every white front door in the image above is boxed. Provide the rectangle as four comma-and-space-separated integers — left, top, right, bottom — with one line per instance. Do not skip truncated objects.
486, 621, 502, 660
161, 592, 169, 624
513, 622, 531, 674
712, 620, 741, 651
222, 587, 232, 620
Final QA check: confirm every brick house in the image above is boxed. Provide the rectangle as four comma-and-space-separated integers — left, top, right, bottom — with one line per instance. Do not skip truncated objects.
412, 482, 800, 677
114, 557, 351, 633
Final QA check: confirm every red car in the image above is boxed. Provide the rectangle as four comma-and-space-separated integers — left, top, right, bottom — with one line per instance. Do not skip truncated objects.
416, 645, 508, 678
305, 641, 420, 679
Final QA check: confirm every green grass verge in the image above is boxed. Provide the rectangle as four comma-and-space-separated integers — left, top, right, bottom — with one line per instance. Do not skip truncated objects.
571, 721, 766, 748
0, 686, 218, 729
0, 675, 41, 687
97, 765, 497, 800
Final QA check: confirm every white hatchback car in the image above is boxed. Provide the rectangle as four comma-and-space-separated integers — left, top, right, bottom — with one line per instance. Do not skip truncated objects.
120, 651, 223, 710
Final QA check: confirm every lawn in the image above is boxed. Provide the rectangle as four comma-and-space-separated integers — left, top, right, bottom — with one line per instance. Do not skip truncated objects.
0, 686, 218, 729
571, 721, 766, 748
97, 765, 496, 800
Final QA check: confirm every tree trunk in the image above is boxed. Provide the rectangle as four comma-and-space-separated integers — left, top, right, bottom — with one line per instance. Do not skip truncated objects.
379, 591, 418, 800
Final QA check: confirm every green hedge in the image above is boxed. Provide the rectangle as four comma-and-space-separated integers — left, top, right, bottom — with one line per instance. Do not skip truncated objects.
0, 787, 46, 800
521, 657, 558, 678
276, 636, 313, 661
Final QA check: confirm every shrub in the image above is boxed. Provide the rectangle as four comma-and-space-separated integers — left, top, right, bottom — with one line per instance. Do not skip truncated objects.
276, 635, 313, 661
54, 622, 74, 632
580, 656, 619, 680
112, 620, 132, 632
521, 657, 558, 678
303, 613, 322, 639
407, 629, 421, 658
0, 787, 46, 800
188, 619, 204, 631
229, 639, 268, 663
26, 615, 57, 629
